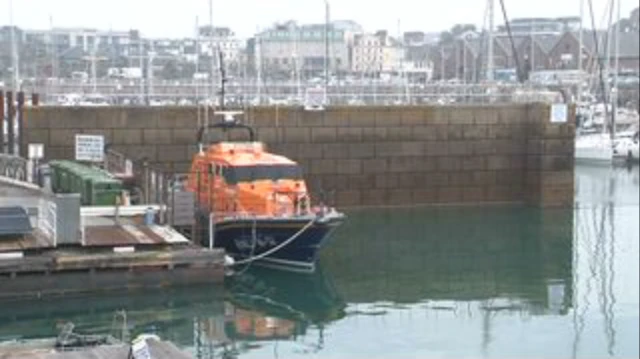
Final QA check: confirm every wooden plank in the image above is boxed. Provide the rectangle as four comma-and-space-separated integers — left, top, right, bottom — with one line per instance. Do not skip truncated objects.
121, 225, 155, 244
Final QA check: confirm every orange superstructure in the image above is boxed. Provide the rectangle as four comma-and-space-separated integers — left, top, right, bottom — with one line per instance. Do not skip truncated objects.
186, 141, 312, 218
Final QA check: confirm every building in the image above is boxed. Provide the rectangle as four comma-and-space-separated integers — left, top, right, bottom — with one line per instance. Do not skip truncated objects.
22, 27, 134, 55
497, 17, 581, 35
197, 26, 242, 64
351, 30, 405, 74
351, 33, 383, 73
253, 21, 351, 76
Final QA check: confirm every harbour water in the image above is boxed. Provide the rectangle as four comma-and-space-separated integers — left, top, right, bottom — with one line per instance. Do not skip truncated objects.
0, 165, 638, 359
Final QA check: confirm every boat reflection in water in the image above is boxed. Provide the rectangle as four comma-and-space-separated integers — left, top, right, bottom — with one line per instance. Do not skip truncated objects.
191, 264, 346, 358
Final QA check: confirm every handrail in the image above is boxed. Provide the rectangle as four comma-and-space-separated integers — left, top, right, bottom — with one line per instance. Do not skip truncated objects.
196, 122, 256, 149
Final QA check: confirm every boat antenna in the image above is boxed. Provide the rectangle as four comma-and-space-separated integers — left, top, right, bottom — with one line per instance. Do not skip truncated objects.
218, 49, 227, 110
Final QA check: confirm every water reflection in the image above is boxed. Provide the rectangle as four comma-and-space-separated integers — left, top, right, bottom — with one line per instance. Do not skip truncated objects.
0, 165, 637, 358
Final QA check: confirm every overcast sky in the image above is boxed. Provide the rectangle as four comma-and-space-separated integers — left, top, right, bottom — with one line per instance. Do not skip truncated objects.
2, 0, 638, 39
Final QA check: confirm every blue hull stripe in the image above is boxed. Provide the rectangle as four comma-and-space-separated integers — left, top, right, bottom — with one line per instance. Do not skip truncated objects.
202, 219, 342, 265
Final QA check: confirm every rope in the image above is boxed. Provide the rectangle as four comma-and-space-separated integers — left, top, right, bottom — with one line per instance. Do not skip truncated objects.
229, 218, 316, 267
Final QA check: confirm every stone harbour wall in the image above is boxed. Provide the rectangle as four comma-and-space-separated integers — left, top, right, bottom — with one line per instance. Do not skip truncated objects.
22, 104, 575, 207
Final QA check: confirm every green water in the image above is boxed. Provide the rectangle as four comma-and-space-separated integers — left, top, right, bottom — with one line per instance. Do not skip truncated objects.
0, 165, 638, 359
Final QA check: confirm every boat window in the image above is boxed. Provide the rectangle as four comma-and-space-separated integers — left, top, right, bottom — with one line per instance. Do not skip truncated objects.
222, 164, 303, 184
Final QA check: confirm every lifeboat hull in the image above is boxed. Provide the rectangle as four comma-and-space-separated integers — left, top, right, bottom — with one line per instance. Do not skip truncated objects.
199, 212, 345, 272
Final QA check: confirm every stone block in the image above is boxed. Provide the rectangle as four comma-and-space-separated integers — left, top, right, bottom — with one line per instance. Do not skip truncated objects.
485, 186, 513, 202
425, 142, 448, 156
362, 159, 389, 174
348, 174, 376, 189
388, 189, 414, 205
375, 174, 399, 189
375, 142, 403, 157
544, 139, 574, 154
24, 129, 49, 144
498, 106, 526, 125
510, 155, 526, 170
438, 187, 463, 203
387, 127, 414, 141
362, 190, 388, 206
389, 157, 425, 173
347, 108, 376, 127
311, 128, 337, 142
361, 127, 388, 141
424, 173, 449, 187
256, 127, 280, 143
121, 107, 158, 129
474, 108, 499, 124
335, 159, 363, 175
463, 187, 486, 202
462, 156, 486, 171
463, 125, 488, 139
157, 145, 188, 162
449, 107, 475, 125
375, 107, 402, 126
49, 129, 76, 146
400, 108, 425, 125
335, 190, 362, 207
318, 175, 349, 191
400, 142, 424, 156
473, 171, 497, 185
472, 140, 499, 155
336, 127, 363, 142
487, 155, 511, 170
292, 144, 320, 159
538, 185, 574, 207
411, 126, 438, 141
412, 189, 438, 203
283, 128, 311, 143
323, 108, 350, 126
447, 125, 464, 140
298, 110, 325, 127
309, 159, 336, 175
425, 107, 450, 125
398, 172, 427, 187
448, 172, 475, 187
539, 170, 574, 187
113, 129, 142, 145
437, 157, 462, 171
447, 140, 472, 156
143, 129, 173, 145
349, 143, 375, 159
541, 155, 573, 171
171, 128, 197, 144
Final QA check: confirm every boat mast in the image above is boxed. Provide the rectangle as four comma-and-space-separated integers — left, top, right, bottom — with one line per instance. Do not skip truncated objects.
611, 0, 620, 138
486, 0, 495, 81
9, 0, 20, 91
577, 0, 584, 104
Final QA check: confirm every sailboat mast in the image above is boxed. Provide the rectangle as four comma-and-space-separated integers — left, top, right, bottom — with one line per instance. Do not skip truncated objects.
9, 0, 20, 91
578, 0, 584, 104
611, 0, 620, 137
486, 0, 495, 81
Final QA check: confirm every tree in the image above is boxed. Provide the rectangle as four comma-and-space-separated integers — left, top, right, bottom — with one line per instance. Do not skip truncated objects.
439, 24, 477, 45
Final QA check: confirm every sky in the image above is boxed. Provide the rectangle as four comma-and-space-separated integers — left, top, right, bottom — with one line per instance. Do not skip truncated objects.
1, 0, 638, 39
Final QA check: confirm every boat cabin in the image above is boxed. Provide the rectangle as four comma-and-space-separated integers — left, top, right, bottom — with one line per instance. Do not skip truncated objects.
187, 141, 311, 218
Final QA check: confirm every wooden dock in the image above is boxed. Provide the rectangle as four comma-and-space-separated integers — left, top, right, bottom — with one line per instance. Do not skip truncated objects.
0, 246, 225, 301
0, 338, 193, 359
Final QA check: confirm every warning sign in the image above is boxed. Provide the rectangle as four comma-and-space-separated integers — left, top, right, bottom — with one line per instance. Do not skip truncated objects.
75, 134, 104, 162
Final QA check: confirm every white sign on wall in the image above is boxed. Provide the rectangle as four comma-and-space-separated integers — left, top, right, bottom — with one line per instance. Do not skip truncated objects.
550, 103, 568, 123
28, 143, 44, 160
75, 134, 104, 162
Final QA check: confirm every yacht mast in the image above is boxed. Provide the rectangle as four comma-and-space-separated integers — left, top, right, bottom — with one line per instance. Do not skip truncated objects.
611, 0, 620, 138
577, 0, 584, 104
486, 0, 495, 81
9, 0, 20, 91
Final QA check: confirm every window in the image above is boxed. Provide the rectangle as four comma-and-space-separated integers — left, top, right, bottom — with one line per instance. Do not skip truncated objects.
222, 164, 303, 184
